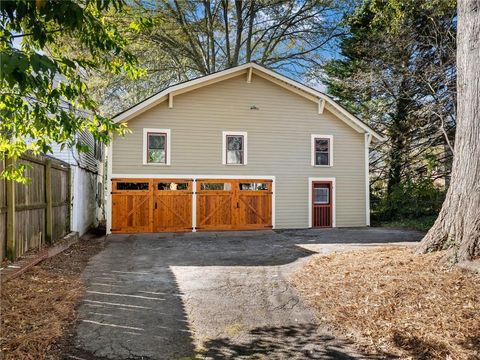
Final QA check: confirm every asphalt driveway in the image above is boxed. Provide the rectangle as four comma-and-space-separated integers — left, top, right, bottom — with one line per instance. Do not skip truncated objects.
66, 228, 423, 360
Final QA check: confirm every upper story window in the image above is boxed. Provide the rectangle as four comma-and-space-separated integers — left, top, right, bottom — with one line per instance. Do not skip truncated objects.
143, 128, 171, 165
311, 134, 333, 167
223, 131, 247, 165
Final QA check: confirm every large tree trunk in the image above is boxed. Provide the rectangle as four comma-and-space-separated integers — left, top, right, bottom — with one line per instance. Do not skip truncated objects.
417, 0, 480, 262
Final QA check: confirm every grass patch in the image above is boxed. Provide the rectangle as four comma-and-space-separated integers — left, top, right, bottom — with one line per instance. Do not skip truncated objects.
291, 247, 480, 359
375, 215, 437, 232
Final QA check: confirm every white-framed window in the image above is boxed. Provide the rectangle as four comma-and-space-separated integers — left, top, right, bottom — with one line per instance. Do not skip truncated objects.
311, 134, 333, 167
222, 131, 247, 165
143, 128, 171, 165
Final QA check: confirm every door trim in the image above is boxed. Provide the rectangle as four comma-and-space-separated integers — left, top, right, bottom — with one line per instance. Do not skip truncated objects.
308, 177, 336, 228
108, 174, 275, 234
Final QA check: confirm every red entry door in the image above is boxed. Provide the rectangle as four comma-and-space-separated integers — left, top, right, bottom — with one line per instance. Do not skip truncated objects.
312, 182, 332, 228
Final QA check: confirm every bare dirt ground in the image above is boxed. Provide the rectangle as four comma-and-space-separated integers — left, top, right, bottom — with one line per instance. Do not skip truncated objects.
291, 247, 480, 359
0, 233, 105, 359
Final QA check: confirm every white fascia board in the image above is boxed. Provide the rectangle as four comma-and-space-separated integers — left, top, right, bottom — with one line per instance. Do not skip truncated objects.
113, 62, 385, 142
249, 63, 385, 142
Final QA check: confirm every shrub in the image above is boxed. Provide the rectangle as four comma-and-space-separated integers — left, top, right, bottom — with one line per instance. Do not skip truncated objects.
371, 178, 446, 223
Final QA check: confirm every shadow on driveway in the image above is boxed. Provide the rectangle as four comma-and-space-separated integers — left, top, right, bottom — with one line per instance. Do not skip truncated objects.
66, 228, 422, 359
203, 324, 388, 359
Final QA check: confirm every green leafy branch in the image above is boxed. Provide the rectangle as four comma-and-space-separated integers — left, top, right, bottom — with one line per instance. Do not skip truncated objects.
0, 0, 141, 181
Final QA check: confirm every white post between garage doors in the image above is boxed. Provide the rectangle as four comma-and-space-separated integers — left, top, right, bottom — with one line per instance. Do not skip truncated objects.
107, 174, 276, 234
192, 179, 197, 232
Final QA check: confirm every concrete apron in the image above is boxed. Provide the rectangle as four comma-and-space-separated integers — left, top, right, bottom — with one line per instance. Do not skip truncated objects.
67, 228, 423, 359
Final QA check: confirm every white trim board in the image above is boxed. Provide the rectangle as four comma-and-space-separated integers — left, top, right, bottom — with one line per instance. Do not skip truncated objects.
111, 174, 275, 180
106, 141, 113, 235
308, 177, 336, 228
365, 133, 372, 226
192, 180, 197, 232
112, 62, 385, 142
106, 174, 276, 234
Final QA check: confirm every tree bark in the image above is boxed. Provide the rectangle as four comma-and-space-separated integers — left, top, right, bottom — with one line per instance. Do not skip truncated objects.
232, 0, 244, 67
204, 0, 216, 73
245, 1, 256, 62
221, 0, 231, 65
417, 0, 480, 262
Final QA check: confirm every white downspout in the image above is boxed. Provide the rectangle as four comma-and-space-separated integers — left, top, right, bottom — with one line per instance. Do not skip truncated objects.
106, 141, 113, 234
365, 133, 373, 226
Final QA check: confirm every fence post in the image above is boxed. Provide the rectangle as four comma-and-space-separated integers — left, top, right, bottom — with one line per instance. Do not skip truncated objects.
6, 157, 16, 261
45, 159, 53, 244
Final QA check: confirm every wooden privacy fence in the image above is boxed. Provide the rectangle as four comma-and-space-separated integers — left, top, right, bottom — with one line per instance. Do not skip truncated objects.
0, 155, 71, 261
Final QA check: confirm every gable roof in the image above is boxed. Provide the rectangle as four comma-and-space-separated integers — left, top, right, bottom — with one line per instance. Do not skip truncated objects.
112, 62, 385, 142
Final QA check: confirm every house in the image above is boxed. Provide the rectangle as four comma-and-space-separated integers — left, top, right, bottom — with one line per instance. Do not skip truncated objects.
106, 63, 384, 234
50, 131, 105, 235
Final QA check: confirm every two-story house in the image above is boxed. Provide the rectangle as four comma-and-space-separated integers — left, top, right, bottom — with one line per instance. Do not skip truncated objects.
106, 63, 384, 234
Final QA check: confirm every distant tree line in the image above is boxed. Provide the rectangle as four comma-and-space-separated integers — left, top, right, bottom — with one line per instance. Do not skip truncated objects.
82, 0, 347, 116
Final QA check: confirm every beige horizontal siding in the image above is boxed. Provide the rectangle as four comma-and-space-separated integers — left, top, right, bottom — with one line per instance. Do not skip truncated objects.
112, 74, 367, 228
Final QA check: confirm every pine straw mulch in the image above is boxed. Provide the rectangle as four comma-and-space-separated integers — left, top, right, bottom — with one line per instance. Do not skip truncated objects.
291, 247, 480, 360
0, 234, 106, 359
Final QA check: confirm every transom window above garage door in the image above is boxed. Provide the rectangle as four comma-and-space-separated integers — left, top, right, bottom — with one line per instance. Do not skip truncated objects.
239, 182, 269, 191
200, 182, 232, 191
143, 128, 171, 165
116, 182, 150, 191
157, 182, 189, 191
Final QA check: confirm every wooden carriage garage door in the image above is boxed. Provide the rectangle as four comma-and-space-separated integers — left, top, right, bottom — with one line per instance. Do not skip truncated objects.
196, 179, 272, 231
111, 178, 272, 233
111, 179, 192, 233
111, 179, 153, 233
